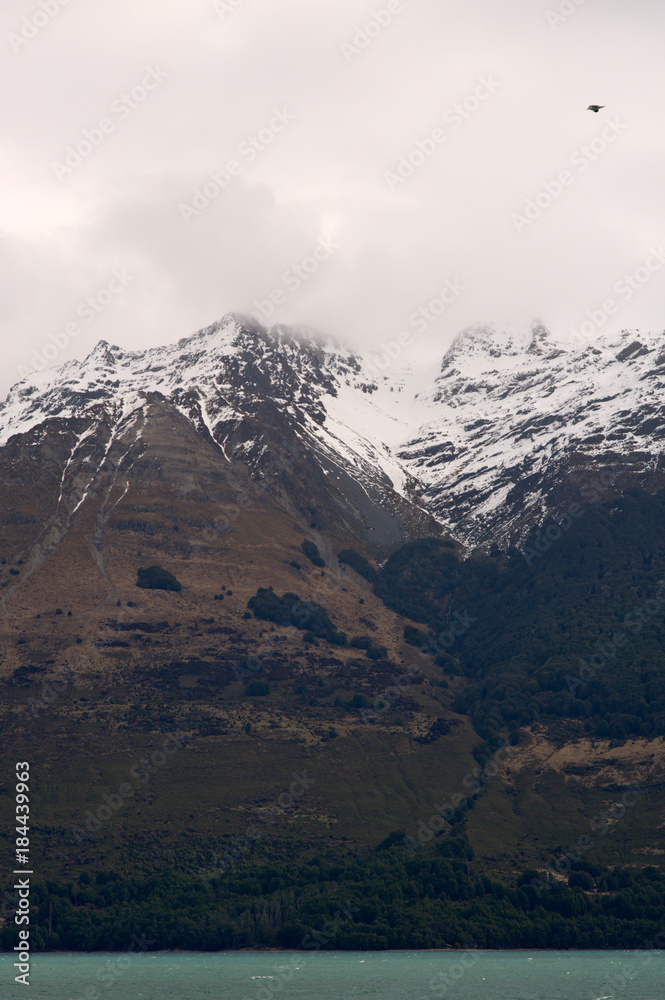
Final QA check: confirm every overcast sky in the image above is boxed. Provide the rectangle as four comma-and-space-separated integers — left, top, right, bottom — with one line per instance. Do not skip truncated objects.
2, 0, 664, 398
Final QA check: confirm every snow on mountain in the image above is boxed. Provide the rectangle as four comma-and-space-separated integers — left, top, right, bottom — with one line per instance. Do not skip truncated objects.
398, 322, 665, 544
2, 314, 665, 549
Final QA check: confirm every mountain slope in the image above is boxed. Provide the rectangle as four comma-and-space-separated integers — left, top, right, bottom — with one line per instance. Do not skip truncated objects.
0, 316, 439, 559
401, 323, 665, 546
2, 316, 665, 554
1, 314, 665, 951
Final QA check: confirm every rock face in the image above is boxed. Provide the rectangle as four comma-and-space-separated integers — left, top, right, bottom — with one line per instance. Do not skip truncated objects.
2, 313, 665, 893
1, 313, 665, 553
400, 322, 665, 546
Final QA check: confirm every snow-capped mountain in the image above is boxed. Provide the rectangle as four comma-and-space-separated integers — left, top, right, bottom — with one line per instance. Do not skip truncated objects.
2, 314, 665, 550
399, 322, 665, 545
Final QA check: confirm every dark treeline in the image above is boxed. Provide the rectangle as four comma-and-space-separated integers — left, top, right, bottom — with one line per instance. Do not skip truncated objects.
2, 837, 665, 952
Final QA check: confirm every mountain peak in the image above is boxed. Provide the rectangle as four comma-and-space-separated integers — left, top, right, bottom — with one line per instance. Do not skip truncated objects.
526, 320, 558, 355
3, 316, 665, 550
440, 323, 530, 372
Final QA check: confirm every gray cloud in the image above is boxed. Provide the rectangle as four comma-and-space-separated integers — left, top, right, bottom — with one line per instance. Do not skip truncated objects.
1, 0, 664, 396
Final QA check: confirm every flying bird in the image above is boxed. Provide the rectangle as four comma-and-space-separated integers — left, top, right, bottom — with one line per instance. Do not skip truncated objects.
587, 105, 605, 112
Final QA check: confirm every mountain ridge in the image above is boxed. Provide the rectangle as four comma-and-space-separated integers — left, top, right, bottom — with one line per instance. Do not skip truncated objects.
2, 316, 665, 952
2, 315, 665, 550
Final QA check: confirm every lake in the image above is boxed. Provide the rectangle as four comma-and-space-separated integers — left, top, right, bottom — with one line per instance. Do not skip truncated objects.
2, 949, 663, 999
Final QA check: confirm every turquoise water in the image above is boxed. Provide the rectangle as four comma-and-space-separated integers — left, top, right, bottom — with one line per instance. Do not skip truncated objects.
2, 950, 664, 999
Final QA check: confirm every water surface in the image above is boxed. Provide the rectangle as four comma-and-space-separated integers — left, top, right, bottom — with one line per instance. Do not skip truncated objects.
2, 949, 663, 999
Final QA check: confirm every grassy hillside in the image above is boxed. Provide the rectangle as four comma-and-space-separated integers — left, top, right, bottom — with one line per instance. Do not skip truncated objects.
2, 473, 665, 950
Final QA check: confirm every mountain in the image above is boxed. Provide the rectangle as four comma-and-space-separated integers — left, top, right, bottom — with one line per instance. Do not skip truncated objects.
403, 322, 665, 547
2, 314, 665, 952
2, 315, 665, 557
0, 315, 438, 564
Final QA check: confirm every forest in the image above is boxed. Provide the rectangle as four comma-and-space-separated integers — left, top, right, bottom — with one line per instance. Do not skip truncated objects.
2, 833, 665, 951
358, 487, 665, 753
